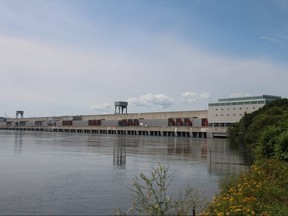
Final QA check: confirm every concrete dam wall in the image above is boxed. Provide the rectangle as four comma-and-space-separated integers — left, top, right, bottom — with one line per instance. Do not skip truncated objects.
0, 110, 213, 138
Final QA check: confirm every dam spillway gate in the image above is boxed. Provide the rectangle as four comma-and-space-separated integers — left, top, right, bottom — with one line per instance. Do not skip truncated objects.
0, 126, 207, 138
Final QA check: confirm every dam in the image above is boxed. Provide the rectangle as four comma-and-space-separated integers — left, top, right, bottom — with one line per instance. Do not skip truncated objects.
2, 95, 279, 138
0, 110, 211, 138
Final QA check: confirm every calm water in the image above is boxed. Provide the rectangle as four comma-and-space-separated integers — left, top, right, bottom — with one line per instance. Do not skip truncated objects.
0, 131, 249, 215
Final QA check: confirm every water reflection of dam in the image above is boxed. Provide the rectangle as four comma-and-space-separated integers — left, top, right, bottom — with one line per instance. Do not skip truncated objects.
14, 131, 23, 154
11, 129, 250, 174
111, 136, 250, 174
113, 137, 127, 168
207, 139, 251, 175
165, 138, 250, 175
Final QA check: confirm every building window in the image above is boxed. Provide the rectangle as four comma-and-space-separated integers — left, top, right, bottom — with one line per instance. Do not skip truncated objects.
225, 123, 231, 127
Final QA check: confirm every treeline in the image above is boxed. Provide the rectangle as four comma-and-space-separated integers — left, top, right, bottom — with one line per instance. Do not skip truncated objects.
228, 98, 288, 161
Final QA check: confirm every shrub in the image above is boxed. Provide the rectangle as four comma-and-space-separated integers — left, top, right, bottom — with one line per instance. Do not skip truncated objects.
274, 130, 288, 161
115, 163, 206, 216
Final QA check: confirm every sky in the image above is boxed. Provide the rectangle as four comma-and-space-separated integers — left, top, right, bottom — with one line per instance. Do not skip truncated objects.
0, 0, 288, 117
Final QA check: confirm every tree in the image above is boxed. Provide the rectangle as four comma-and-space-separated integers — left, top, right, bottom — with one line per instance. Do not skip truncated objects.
228, 99, 288, 162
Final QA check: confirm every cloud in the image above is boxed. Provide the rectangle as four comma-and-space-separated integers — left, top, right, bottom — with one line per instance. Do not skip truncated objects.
1, 32, 287, 117
90, 92, 210, 113
179, 92, 210, 103
260, 35, 288, 45
260, 36, 282, 44
128, 93, 174, 108
0, 35, 142, 104
90, 103, 113, 114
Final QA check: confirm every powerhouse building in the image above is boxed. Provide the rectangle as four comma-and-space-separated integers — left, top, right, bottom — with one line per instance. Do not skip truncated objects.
208, 95, 281, 128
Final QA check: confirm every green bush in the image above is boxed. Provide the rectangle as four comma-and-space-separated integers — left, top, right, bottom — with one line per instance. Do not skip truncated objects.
254, 126, 280, 160
228, 98, 288, 162
274, 131, 288, 161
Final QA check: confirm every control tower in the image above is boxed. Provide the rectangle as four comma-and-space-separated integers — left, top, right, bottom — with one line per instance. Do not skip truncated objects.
16, 110, 24, 119
114, 101, 128, 114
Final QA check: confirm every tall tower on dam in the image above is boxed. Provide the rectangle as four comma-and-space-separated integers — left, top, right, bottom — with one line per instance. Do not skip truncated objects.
16, 110, 24, 119
114, 101, 128, 114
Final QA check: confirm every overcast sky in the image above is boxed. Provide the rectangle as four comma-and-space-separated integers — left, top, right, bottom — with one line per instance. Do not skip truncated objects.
1, 0, 287, 117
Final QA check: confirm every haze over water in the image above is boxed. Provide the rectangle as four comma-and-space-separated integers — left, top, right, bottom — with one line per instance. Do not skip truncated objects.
0, 131, 249, 215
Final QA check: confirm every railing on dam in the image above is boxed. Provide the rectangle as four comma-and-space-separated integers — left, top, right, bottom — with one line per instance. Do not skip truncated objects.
0, 126, 209, 138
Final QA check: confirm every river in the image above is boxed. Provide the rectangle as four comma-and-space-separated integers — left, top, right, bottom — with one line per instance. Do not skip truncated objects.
0, 130, 249, 215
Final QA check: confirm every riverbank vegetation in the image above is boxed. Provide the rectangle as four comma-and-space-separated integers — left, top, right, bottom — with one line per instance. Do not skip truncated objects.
204, 160, 288, 215
206, 98, 288, 215
117, 160, 288, 216
228, 98, 288, 162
